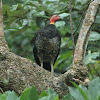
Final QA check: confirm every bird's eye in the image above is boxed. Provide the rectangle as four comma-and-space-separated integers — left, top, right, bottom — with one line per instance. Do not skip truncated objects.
55, 15, 58, 17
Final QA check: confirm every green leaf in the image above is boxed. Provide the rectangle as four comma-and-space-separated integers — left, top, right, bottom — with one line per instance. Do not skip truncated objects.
39, 96, 48, 100
39, 95, 57, 100
44, 88, 58, 100
69, 87, 84, 100
47, 88, 56, 96
7, 91, 18, 100
88, 77, 100, 100
85, 51, 99, 64
17, 97, 20, 100
68, 82, 88, 100
62, 93, 74, 100
95, 15, 100, 24
53, 95, 59, 100
98, 96, 100, 100
2, 5, 10, 15
20, 88, 31, 100
0, 93, 2, 97
71, 82, 88, 100
89, 31, 100, 41
0, 93, 7, 100
59, 13, 69, 18
39, 91, 48, 98
55, 21, 65, 27
47, 95, 57, 100
0, 91, 9, 100
29, 85, 38, 100
39, 89, 58, 100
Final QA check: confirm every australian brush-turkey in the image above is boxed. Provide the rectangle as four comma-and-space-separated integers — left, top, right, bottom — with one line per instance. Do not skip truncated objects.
32, 15, 61, 74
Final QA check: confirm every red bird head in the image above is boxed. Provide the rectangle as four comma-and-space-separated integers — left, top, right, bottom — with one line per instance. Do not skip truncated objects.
50, 15, 62, 25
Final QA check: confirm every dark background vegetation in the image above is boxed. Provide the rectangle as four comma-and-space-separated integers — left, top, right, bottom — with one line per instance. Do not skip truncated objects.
3, 0, 100, 78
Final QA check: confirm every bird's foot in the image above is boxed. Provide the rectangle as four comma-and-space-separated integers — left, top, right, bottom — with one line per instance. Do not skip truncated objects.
51, 71, 54, 77
41, 63, 43, 68
51, 64, 54, 77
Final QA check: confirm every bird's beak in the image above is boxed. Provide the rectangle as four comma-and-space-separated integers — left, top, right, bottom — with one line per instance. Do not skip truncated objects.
58, 17, 63, 21
54, 16, 63, 23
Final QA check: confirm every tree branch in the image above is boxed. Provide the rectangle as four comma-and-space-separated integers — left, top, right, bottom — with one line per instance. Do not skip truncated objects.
69, 0, 75, 57
63, 0, 99, 86
0, 0, 4, 37
73, 0, 94, 35
73, 0, 100, 65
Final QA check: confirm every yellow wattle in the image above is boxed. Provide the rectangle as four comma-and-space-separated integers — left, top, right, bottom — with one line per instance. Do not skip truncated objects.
50, 22, 55, 25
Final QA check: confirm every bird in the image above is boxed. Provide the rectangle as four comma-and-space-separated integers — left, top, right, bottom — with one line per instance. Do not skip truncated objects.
32, 15, 61, 75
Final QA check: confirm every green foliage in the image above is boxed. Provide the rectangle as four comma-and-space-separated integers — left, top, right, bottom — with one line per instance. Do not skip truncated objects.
20, 86, 38, 100
85, 31, 100, 79
20, 88, 31, 100
7, 91, 19, 100
0, 77, 100, 100
62, 93, 74, 100
65, 77, 100, 100
0, 86, 58, 100
0, 91, 19, 100
69, 82, 88, 100
0, 91, 9, 100
39, 89, 59, 100
85, 51, 99, 65
89, 31, 100, 41
88, 77, 100, 100
29, 86, 38, 100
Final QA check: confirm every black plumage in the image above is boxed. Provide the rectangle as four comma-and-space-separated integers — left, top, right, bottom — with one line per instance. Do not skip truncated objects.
32, 15, 61, 73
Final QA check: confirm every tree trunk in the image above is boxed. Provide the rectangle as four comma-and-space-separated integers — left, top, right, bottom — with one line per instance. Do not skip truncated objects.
0, 0, 100, 98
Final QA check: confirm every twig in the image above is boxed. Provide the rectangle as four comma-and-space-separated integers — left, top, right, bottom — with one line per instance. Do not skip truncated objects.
38, 0, 41, 4
69, 0, 75, 58
73, 12, 85, 35
73, 1, 94, 35
0, 87, 4, 94
0, 0, 4, 37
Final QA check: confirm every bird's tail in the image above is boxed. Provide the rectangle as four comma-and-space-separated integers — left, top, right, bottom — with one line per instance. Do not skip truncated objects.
43, 62, 51, 72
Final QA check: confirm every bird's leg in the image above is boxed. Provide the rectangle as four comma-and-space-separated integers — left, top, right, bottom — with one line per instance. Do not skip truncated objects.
39, 54, 43, 68
41, 63, 43, 68
51, 63, 54, 77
